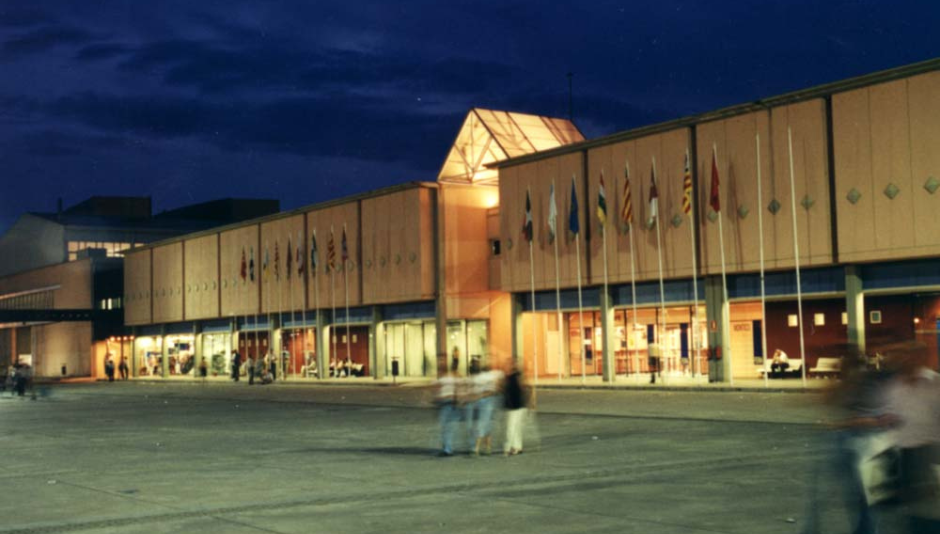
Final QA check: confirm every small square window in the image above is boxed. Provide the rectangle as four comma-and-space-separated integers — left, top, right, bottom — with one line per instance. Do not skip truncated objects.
870, 310, 882, 324
814, 313, 825, 326
788, 314, 799, 327
841, 312, 848, 325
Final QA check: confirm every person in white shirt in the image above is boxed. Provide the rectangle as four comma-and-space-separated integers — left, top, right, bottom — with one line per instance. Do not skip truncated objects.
472, 365, 505, 455
435, 359, 460, 457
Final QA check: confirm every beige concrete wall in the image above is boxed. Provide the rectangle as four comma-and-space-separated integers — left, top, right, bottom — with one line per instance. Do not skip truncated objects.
261, 214, 308, 315
124, 250, 152, 325
184, 234, 219, 320
152, 243, 183, 323
220, 225, 260, 317
833, 71, 940, 262
34, 321, 92, 377
0, 257, 93, 309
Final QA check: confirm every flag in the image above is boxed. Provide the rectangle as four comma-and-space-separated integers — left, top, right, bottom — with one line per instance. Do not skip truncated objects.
240, 248, 247, 282
569, 176, 580, 235
682, 151, 693, 215
249, 247, 255, 282
621, 163, 633, 226
341, 226, 349, 263
649, 164, 659, 223
522, 189, 533, 242
286, 236, 293, 279
274, 241, 280, 281
547, 182, 557, 243
327, 230, 336, 271
710, 149, 721, 213
310, 231, 318, 275
296, 231, 304, 276
263, 245, 269, 281
596, 172, 607, 226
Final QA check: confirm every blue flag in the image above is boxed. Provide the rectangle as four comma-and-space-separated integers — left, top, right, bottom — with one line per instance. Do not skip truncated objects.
569, 176, 580, 235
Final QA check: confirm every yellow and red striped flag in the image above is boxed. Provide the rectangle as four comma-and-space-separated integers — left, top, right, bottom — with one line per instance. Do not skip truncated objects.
682, 151, 693, 215
620, 162, 633, 226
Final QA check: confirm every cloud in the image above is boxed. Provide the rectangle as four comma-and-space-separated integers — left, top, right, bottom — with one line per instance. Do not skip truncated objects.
74, 42, 129, 62
2, 26, 97, 57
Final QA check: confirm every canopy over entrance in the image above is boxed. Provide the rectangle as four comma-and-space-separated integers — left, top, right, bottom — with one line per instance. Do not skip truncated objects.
437, 108, 583, 185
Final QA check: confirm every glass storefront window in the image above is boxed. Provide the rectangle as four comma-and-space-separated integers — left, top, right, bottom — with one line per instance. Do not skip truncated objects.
467, 320, 488, 368
447, 321, 467, 375
201, 333, 231, 377
134, 336, 163, 377
166, 335, 195, 376
384, 321, 435, 378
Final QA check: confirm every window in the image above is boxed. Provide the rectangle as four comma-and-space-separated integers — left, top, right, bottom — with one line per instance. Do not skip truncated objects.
787, 314, 799, 327
841, 312, 848, 325
67, 241, 138, 261
869, 310, 882, 324
814, 313, 825, 326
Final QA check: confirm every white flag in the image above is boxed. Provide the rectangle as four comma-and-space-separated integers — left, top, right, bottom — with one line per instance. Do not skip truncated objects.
547, 182, 557, 243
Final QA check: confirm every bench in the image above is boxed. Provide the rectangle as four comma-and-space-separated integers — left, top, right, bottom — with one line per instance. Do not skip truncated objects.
810, 357, 842, 378
758, 358, 803, 378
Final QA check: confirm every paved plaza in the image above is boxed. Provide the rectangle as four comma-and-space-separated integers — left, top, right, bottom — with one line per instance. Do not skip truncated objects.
0, 382, 885, 533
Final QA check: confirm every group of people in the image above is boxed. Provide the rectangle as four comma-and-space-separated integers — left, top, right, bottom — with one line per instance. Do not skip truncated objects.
228, 350, 278, 385
435, 357, 529, 457
2, 360, 32, 397
803, 342, 940, 533
103, 356, 129, 382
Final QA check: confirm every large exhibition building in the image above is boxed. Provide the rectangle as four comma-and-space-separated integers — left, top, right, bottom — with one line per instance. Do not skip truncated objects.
121, 59, 940, 384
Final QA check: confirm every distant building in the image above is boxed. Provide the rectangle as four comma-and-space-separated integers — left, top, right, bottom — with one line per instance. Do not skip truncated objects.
0, 196, 279, 378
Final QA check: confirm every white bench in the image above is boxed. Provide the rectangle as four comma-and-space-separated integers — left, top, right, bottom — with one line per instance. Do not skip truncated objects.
810, 357, 842, 378
758, 358, 803, 377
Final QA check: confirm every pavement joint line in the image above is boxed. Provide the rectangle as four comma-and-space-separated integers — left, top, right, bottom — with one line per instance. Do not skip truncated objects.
54, 389, 827, 428
1, 448, 824, 534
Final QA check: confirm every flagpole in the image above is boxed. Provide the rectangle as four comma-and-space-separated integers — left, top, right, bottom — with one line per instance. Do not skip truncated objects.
313, 230, 320, 379
686, 150, 701, 379
252, 248, 259, 374
300, 233, 308, 378
529, 233, 538, 396
652, 157, 667, 385
713, 144, 733, 386
330, 225, 337, 377
277, 241, 284, 381
343, 223, 351, 372
551, 180, 563, 384
288, 236, 296, 380
265, 242, 271, 376
756, 134, 769, 389
600, 171, 610, 382
571, 176, 585, 386
787, 128, 807, 388
626, 161, 639, 383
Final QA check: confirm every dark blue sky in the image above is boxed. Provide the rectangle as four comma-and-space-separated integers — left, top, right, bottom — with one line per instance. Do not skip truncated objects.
1, 1, 938, 233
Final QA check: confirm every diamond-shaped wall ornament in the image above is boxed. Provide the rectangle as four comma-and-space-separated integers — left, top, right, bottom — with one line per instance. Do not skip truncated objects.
846, 188, 862, 205
924, 176, 940, 195
506, 239, 513, 251
884, 183, 900, 200
670, 214, 683, 228
737, 205, 750, 220
767, 199, 781, 215
645, 218, 656, 230
801, 195, 815, 210
707, 211, 719, 223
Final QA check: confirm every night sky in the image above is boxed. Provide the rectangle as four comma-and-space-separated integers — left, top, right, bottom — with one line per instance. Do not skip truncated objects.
1, 1, 939, 233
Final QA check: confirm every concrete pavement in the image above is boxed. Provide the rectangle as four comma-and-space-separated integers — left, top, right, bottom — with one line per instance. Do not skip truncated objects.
0, 382, 892, 533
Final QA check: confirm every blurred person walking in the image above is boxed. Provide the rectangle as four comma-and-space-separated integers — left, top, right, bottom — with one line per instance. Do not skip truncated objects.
247, 354, 256, 386
881, 343, 940, 532
474, 364, 504, 456
435, 359, 460, 457
118, 357, 129, 380
801, 350, 894, 534
104, 357, 115, 382
503, 362, 528, 456
463, 359, 483, 455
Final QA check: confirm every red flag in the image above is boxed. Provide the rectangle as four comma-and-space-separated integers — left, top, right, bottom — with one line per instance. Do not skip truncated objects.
709, 150, 721, 213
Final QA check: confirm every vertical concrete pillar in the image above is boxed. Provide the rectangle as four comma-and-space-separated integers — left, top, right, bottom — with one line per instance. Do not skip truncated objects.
704, 276, 730, 382
372, 307, 385, 379
160, 324, 169, 378
192, 322, 201, 381
845, 265, 865, 353
510, 294, 524, 368
600, 287, 616, 382
434, 186, 448, 376
316, 309, 329, 380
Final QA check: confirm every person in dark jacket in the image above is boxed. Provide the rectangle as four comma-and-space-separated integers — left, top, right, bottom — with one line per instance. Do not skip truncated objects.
104, 358, 116, 382
231, 350, 241, 382
503, 363, 527, 456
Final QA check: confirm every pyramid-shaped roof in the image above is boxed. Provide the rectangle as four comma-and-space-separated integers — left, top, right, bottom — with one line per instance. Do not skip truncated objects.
437, 108, 583, 185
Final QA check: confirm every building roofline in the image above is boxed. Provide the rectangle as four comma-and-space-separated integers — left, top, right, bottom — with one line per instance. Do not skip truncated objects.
489, 56, 940, 170
129, 181, 438, 253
